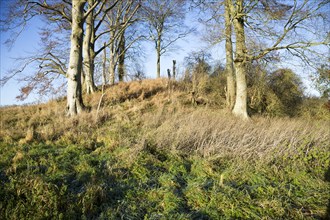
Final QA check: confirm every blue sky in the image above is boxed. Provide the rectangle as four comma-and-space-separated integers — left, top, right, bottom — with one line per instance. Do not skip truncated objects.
0, 17, 42, 106
0, 0, 42, 105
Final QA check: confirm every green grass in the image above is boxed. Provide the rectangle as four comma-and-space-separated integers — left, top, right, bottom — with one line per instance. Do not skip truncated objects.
0, 79, 329, 219
1, 141, 328, 219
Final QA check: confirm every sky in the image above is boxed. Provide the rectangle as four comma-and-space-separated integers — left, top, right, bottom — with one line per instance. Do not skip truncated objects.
0, 0, 43, 106
0, 18, 42, 106
0, 0, 324, 106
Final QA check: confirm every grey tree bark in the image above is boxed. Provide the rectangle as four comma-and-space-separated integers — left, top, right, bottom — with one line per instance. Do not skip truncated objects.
225, 0, 235, 110
67, 0, 86, 116
102, 42, 107, 85
172, 60, 176, 80
83, 0, 97, 94
106, 1, 140, 85
231, 0, 249, 119
156, 38, 161, 78
109, 29, 117, 85
118, 32, 126, 82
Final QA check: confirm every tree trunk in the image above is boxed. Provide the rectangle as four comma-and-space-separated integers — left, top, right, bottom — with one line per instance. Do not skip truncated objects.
109, 56, 116, 85
66, 0, 86, 116
89, 47, 96, 89
118, 32, 126, 82
83, 0, 97, 94
172, 60, 176, 80
109, 31, 116, 85
156, 38, 161, 78
225, 0, 235, 110
232, 61, 248, 118
81, 68, 85, 89
232, 0, 249, 119
102, 42, 107, 85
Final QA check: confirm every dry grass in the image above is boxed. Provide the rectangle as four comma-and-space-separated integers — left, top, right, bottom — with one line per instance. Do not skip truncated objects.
1, 79, 329, 161
86, 78, 174, 108
146, 108, 329, 163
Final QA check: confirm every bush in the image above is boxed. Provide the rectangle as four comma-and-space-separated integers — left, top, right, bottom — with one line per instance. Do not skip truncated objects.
298, 97, 330, 120
268, 69, 304, 116
247, 67, 304, 117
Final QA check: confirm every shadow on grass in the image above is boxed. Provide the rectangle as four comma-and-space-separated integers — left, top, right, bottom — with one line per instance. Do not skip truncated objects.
1, 142, 213, 219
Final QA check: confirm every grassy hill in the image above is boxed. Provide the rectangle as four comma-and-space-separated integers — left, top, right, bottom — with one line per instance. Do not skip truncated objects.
1, 79, 329, 219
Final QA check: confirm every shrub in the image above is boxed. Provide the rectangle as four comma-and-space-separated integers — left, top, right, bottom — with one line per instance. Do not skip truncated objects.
298, 97, 330, 120
267, 69, 304, 116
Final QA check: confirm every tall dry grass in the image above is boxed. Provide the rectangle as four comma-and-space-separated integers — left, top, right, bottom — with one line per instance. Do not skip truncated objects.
145, 108, 329, 164
86, 78, 172, 108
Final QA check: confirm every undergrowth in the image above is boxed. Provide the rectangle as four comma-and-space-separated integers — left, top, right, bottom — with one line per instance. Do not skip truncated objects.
1, 79, 329, 219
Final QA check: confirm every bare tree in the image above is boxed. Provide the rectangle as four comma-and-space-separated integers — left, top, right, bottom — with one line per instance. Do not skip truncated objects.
195, 0, 236, 110
229, 0, 249, 119
0, 0, 72, 100
195, 0, 329, 119
224, 0, 235, 110
1, 0, 126, 111
312, 63, 330, 98
67, 0, 92, 116
1, 0, 101, 115
0, 25, 70, 101
83, 0, 98, 94
117, 31, 126, 82
102, 0, 141, 85
142, 0, 192, 78
230, 0, 329, 119
184, 50, 212, 96
82, 0, 121, 93
0, 0, 124, 98
0, 0, 72, 48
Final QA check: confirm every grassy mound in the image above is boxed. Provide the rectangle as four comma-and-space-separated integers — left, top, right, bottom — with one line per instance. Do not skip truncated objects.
1, 79, 329, 219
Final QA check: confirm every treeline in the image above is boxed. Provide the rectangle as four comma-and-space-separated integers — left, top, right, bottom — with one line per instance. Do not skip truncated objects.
0, 0, 329, 119
180, 51, 329, 118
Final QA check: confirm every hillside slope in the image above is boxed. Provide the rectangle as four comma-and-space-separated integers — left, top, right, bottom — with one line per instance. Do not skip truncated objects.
1, 79, 329, 219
